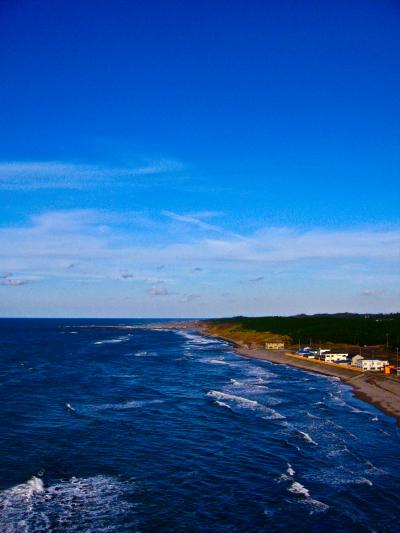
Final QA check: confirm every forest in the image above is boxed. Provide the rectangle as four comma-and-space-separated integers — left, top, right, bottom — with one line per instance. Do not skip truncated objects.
205, 314, 400, 348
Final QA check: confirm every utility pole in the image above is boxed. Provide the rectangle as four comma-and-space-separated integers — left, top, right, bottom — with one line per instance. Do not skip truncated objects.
386, 333, 390, 349
397, 347, 399, 377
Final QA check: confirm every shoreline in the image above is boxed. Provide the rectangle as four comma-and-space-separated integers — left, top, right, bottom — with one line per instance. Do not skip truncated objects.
233, 345, 400, 426
199, 329, 400, 426
77, 321, 400, 426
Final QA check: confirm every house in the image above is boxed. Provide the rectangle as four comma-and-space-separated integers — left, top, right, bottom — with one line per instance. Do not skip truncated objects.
351, 354, 364, 366
265, 340, 285, 350
318, 351, 349, 363
354, 359, 389, 371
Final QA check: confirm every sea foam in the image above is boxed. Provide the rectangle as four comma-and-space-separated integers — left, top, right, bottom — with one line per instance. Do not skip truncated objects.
0, 475, 136, 532
207, 391, 285, 419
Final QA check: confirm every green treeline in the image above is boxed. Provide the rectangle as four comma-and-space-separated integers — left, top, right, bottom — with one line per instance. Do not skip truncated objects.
207, 314, 400, 347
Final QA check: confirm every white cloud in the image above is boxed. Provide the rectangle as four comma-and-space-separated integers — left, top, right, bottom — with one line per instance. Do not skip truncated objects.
361, 289, 384, 297
147, 286, 169, 296
0, 209, 399, 314
1, 277, 30, 286
180, 294, 200, 303
0, 159, 182, 190
162, 210, 223, 232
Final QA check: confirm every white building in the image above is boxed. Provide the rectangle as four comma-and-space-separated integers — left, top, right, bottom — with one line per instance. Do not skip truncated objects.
354, 359, 389, 371
351, 354, 364, 366
319, 352, 349, 363
266, 340, 285, 350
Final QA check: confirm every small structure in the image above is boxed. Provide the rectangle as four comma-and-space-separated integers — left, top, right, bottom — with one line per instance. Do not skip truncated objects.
354, 359, 389, 371
297, 346, 312, 355
265, 340, 285, 350
297, 349, 316, 359
318, 351, 349, 363
351, 354, 364, 366
384, 365, 395, 375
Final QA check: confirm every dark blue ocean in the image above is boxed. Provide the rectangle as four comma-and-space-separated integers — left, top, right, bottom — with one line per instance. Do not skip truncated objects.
1, 319, 400, 532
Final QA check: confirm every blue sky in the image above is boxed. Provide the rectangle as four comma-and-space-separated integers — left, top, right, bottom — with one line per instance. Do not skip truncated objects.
0, 0, 399, 317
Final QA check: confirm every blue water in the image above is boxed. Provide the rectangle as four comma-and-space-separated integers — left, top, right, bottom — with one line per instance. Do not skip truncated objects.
1, 319, 400, 532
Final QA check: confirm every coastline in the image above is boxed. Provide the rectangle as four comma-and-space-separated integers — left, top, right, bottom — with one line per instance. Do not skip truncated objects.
78, 321, 400, 426
198, 328, 400, 426
234, 346, 400, 425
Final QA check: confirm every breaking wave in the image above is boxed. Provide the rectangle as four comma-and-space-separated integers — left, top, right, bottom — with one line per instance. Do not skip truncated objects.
94, 335, 131, 345
207, 391, 285, 419
93, 399, 164, 411
287, 481, 329, 514
296, 430, 318, 446
0, 475, 136, 532
133, 350, 156, 357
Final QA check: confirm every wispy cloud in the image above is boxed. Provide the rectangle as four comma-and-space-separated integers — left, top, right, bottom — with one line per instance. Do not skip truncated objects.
162, 210, 223, 232
0, 209, 399, 313
147, 286, 169, 296
1, 273, 30, 286
361, 289, 384, 297
180, 293, 200, 303
0, 159, 182, 190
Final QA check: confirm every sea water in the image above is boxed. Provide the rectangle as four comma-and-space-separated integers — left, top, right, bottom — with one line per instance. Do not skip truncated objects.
0, 318, 399, 532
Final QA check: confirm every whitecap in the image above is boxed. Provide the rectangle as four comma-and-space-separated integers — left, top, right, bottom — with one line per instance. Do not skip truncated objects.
133, 350, 156, 357
2, 476, 45, 501
244, 365, 278, 379
207, 390, 259, 408
94, 399, 164, 411
214, 400, 232, 410
305, 411, 321, 420
176, 331, 221, 345
207, 391, 285, 419
287, 481, 329, 514
306, 498, 330, 514
287, 464, 295, 476
355, 477, 373, 486
202, 358, 230, 365
65, 403, 76, 412
288, 481, 309, 497
0, 475, 136, 532
296, 430, 318, 446
94, 335, 131, 345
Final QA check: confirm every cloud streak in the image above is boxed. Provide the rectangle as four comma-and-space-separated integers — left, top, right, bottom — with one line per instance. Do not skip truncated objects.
147, 286, 169, 296
0, 160, 182, 190
162, 210, 223, 232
